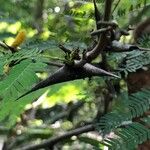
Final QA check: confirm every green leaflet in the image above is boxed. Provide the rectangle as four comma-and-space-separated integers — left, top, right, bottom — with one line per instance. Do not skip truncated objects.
95, 88, 150, 150
0, 59, 47, 99
96, 88, 150, 134
102, 123, 150, 150
0, 88, 47, 127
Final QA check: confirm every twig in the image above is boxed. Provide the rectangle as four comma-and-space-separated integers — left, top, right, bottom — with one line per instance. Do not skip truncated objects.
97, 21, 118, 27
93, 0, 102, 30
0, 41, 16, 53
120, 29, 129, 36
110, 40, 139, 52
112, 0, 121, 14
58, 44, 71, 54
128, 26, 135, 31
42, 54, 65, 61
86, 0, 113, 61
20, 124, 95, 150
144, 0, 147, 6
107, 40, 150, 52
91, 27, 112, 36
139, 47, 150, 51
48, 112, 68, 124
0, 41, 10, 50
46, 61, 63, 67
48, 101, 85, 123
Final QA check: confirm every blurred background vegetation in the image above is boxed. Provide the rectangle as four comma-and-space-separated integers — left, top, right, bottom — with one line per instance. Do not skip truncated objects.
0, 0, 150, 150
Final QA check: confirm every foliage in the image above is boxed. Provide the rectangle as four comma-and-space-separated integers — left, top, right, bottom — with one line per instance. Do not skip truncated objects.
102, 122, 150, 150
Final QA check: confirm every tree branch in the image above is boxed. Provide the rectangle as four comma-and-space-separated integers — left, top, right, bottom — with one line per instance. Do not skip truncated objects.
112, 0, 121, 14
91, 26, 112, 36
20, 124, 95, 150
110, 40, 139, 52
45, 61, 63, 67
106, 40, 150, 52
86, 0, 113, 61
97, 21, 118, 27
58, 44, 71, 54
93, 0, 102, 30
0, 41, 10, 50
139, 47, 150, 51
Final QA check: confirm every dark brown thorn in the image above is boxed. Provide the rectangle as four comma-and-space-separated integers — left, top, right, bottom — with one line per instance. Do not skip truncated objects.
16, 63, 119, 100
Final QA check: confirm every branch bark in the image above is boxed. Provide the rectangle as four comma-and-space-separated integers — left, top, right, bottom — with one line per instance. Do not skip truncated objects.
91, 27, 112, 36
86, 0, 113, 61
20, 124, 95, 150
33, 0, 45, 34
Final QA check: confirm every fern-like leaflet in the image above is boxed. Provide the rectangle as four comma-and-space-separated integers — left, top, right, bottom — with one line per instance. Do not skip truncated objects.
0, 59, 47, 99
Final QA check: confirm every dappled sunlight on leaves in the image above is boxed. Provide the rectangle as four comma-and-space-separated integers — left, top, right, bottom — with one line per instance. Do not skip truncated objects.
42, 80, 87, 108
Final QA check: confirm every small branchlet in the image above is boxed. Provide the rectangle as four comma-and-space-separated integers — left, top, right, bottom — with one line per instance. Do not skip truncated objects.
93, 0, 102, 30
113, 28, 129, 41
0, 41, 10, 50
58, 44, 71, 54
0, 41, 15, 52
45, 61, 63, 67
97, 21, 118, 28
91, 26, 112, 36
108, 40, 139, 52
